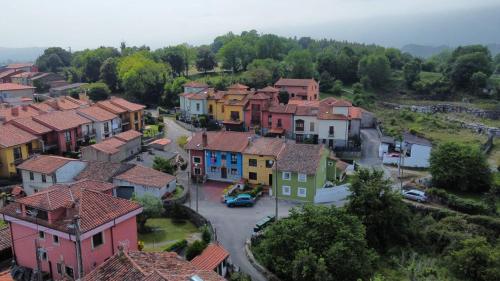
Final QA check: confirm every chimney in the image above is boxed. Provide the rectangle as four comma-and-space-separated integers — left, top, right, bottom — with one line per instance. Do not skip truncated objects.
202, 131, 208, 147
11, 107, 19, 116
247, 136, 252, 146
21, 105, 28, 111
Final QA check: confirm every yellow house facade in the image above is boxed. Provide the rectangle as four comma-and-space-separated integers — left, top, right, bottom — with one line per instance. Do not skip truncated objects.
0, 124, 40, 178
242, 137, 285, 186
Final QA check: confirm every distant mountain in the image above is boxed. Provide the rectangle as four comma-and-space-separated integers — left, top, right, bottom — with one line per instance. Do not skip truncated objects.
0, 47, 45, 65
401, 44, 450, 58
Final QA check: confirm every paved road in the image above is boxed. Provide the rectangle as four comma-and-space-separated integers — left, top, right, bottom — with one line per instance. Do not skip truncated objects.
358, 128, 382, 168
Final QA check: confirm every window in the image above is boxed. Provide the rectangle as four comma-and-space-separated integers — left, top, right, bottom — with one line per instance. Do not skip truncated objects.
41, 174, 46, 183
221, 153, 226, 160
91, 232, 104, 249
327, 161, 334, 166
196, 103, 200, 111
295, 120, 304, 132
298, 187, 307, 197
230, 111, 239, 121
298, 173, 307, 182
57, 263, 62, 275
265, 160, 274, 168
64, 131, 71, 142
194, 168, 201, 175
230, 168, 238, 175
248, 159, 257, 167
221, 105, 224, 113
65, 266, 74, 279
104, 122, 109, 133
310, 122, 315, 132
210, 152, 216, 164
329, 126, 334, 136
53, 235, 59, 245
38, 231, 45, 239
39, 249, 48, 261
268, 115, 272, 126
13, 147, 22, 160
193, 157, 201, 164
277, 119, 282, 128
249, 172, 257, 180
282, 186, 291, 196
134, 112, 139, 120
210, 166, 217, 173
231, 153, 237, 164
209, 105, 213, 114
29, 172, 34, 180
282, 172, 291, 180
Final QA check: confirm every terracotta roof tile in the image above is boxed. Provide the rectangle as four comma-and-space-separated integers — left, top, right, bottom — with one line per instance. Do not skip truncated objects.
184, 81, 209, 88
258, 86, 279, 93
32, 110, 91, 131
191, 243, 229, 271
115, 130, 142, 142
268, 103, 297, 114
110, 97, 145, 112
0, 83, 35, 91
96, 100, 127, 114
349, 107, 362, 119
0, 70, 20, 79
228, 83, 249, 90
84, 251, 225, 281
295, 106, 319, 116
29, 102, 56, 113
0, 106, 40, 122
17, 155, 77, 174
275, 78, 317, 87
9, 117, 52, 135
10, 72, 39, 78
186, 131, 253, 152
114, 165, 175, 188
89, 137, 126, 154
277, 143, 325, 174
78, 105, 117, 122
244, 137, 285, 157
0, 123, 37, 147
6, 63, 33, 69
0, 271, 13, 281
74, 161, 134, 182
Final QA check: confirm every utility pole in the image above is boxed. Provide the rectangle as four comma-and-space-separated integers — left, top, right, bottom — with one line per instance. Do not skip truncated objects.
274, 157, 278, 219
34, 239, 42, 281
72, 216, 84, 280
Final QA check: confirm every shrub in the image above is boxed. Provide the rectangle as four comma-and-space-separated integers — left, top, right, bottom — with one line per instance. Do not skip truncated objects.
138, 240, 144, 251
164, 239, 188, 252
176, 135, 189, 149
229, 272, 252, 281
426, 188, 491, 215
186, 240, 208, 261
169, 203, 188, 223
201, 225, 212, 244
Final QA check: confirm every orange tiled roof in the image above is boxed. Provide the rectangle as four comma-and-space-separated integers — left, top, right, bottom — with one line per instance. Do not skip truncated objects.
74, 161, 134, 182
275, 78, 316, 87
258, 86, 279, 93
0, 226, 11, 251
0, 270, 13, 281
10, 72, 39, 78
114, 165, 175, 188
29, 102, 57, 113
17, 155, 77, 174
150, 138, 171, 146
288, 100, 320, 107
184, 81, 209, 88
186, 131, 253, 152
84, 251, 225, 281
90, 137, 126, 154
9, 117, 52, 135
349, 107, 362, 119
0, 123, 37, 148
0, 83, 35, 91
191, 243, 229, 271
110, 97, 145, 112
33, 110, 91, 131
277, 143, 325, 174
78, 105, 117, 122
0, 69, 20, 79
244, 137, 285, 157
0, 106, 40, 122
268, 103, 297, 114
115, 130, 142, 142
3, 183, 140, 233
6, 63, 33, 69
96, 100, 127, 114
228, 83, 248, 90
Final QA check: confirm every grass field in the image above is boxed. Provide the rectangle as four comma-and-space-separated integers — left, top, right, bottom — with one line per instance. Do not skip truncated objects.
144, 124, 160, 137
138, 218, 200, 251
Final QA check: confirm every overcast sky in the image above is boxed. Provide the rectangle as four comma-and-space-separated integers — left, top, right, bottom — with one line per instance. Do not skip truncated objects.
2, 0, 500, 50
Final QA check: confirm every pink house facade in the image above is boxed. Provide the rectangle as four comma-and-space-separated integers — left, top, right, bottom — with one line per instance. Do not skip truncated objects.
0, 180, 142, 280
274, 78, 319, 101
261, 104, 296, 138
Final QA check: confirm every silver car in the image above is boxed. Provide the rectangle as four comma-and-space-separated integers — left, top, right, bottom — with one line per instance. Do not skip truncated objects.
402, 189, 427, 202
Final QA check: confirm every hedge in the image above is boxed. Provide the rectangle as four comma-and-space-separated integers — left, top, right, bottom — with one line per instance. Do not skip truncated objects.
426, 188, 491, 216
164, 239, 187, 252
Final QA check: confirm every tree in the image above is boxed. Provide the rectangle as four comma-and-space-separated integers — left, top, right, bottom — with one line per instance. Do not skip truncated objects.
494, 53, 500, 73
253, 205, 377, 281
403, 59, 422, 88
36, 47, 72, 72
152, 156, 176, 174
384, 48, 407, 70
284, 49, 315, 78
154, 46, 186, 77
256, 34, 286, 60
242, 67, 272, 89
347, 168, 411, 252
186, 240, 208, 261
164, 76, 189, 107
85, 82, 110, 101
195, 45, 217, 73
246, 59, 284, 82
72, 47, 120, 82
317, 47, 360, 84
117, 52, 170, 104
358, 54, 391, 89
448, 45, 493, 89
430, 142, 492, 193
449, 237, 500, 281
100, 57, 119, 92
470, 71, 488, 94
278, 90, 289, 104
217, 37, 255, 72
132, 194, 163, 233
331, 80, 343, 96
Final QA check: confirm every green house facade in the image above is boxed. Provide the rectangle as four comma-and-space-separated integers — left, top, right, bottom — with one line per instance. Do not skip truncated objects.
273, 143, 328, 203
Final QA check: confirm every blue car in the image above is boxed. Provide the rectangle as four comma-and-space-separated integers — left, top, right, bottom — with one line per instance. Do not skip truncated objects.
225, 194, 255, 207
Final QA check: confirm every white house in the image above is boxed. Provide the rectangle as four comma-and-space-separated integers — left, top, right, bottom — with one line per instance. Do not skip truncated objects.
0, 83, 35, 106
77, 105, 121, 143
293, 106, 319, 143
81, 130, 142, 163
381, 133, 432, 168
16, 155, 87, 194
179, 82, 210, 119
112, 165, 176, 199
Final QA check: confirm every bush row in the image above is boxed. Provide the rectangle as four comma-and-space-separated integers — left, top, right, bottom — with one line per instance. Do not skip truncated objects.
426, 188, 492, 216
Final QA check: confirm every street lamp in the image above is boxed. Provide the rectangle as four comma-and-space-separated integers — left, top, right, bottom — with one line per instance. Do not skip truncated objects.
269, 157, 278, 219
194, 163, 200, 213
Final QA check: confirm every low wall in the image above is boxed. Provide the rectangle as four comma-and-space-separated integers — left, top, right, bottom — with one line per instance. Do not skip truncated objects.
163, 204, 215, 241
381, 102, 500, 120
163, 185, 189, 205
244, 239, 282, 281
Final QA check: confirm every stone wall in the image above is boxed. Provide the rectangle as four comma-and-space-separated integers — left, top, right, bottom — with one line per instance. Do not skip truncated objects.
381, 102, 500, 120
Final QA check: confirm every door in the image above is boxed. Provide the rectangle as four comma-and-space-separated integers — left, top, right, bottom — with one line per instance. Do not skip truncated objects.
221, 167, 227, 179
329, 139, 334, 148
268, 174, 273, 185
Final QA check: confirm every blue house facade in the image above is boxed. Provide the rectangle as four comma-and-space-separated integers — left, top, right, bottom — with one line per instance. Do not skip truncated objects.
204, 150, 243, 182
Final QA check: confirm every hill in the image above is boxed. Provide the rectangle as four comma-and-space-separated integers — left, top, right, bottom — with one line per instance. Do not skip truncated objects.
0, 47, 45, 65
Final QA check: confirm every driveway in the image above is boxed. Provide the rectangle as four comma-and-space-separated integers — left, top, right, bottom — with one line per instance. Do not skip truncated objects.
358, 128, 382, 168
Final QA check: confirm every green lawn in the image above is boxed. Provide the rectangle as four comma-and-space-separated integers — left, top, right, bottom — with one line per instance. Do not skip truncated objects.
420, 71, 443, 83
138, 218, 200, 251
172, 185, 185, 199
144, 124, 160, 137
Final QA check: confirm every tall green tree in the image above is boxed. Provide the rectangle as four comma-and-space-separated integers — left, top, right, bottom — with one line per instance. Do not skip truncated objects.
132, 194, 164, 233
254, 205, 377, 281
217, 37, 255, 72
449, 237, 500, 281
36, 47, 72, 72
72, 47, 120, 82
154, 46, 186, 77
195, 45, 217, 73
358, 54, 391, 89
430, 142, 492, 192
347, 168, 411, 252
99, 57, 119, 92
447, 45, 493, 89
284, 49, 315, 78
403, 59, 422, 88
85, 82, 110, 101
256, 34, 286, 60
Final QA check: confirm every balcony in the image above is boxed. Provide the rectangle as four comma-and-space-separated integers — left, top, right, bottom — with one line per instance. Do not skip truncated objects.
13, 158, 24, 165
